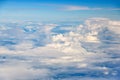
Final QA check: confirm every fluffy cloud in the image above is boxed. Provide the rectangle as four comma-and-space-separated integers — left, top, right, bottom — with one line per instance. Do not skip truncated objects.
48, 18, 120, 52
0, 18, 119, 80
0, 64, 50, 80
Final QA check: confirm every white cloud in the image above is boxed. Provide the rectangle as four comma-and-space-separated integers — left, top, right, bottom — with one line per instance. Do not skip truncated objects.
60, 5, 103, 11
0, 65, 50, 80
58, 5, 120, 11
108, 8, 120, 10
61, 5, 90, 11
0, 18, 119, 79
108, 21, 120, 34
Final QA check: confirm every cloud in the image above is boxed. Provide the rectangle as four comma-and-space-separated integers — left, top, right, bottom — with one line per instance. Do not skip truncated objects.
107, 8, 120, 10
61, 5, 90, 11
0, 18, 120, 79
51, 4, 120, 11
0, 64, 50, 80
38, 3, 90, 11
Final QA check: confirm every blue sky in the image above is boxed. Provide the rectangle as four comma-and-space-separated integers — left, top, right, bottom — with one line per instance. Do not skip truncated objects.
0, 0, 120, 21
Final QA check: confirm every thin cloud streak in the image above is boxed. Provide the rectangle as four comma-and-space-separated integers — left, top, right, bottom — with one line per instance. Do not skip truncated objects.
61, 6, 90, 11
60, 5, 120, 11
1, 3, 120, 11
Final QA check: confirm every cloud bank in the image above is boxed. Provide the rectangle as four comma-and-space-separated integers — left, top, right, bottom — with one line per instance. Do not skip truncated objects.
0, 18, 120, 80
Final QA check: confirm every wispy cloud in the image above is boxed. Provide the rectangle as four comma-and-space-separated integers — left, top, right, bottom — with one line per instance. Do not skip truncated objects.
61, 5, 90, 11
44, 4, 120, 11
60, 5, 120, 11
60, 5, 104, 11
107, 8, 120, 10
5, 3, 120, 11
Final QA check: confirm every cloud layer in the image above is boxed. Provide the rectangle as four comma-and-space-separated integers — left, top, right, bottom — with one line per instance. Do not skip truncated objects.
0, 18, 120, 80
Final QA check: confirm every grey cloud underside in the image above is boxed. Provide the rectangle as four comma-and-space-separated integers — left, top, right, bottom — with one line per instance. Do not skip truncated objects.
0, 18, 120, 80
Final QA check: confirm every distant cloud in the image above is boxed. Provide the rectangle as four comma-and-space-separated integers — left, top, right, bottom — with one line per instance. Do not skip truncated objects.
61, 5, 90, 11
60, 5, 120, 11
60, 5, 104, 11
108, 8, 120, 10
38, 3, 103, 11
5, 3, 119, 11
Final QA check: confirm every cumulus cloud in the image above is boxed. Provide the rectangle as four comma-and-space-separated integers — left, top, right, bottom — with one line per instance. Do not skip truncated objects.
47, 32, 87, 54
1, 17, 119, 54
0, 18, 119, 80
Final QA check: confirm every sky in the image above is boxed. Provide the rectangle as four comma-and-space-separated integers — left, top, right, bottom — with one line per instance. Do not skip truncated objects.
0, 0, 120, 21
